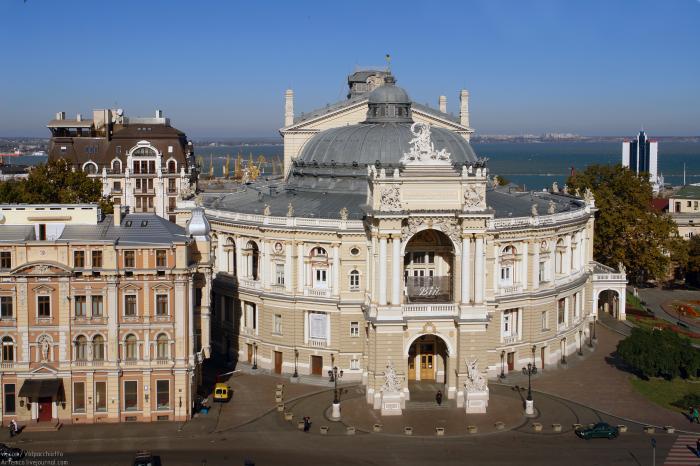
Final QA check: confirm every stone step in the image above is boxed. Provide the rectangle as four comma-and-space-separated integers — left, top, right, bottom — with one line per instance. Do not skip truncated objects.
23, 421, 62, 432
405, 401, 453, 410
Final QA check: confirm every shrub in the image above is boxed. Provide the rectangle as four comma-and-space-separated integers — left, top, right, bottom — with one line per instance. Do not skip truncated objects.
617, 328, 700, 379
671, 393, 700, 410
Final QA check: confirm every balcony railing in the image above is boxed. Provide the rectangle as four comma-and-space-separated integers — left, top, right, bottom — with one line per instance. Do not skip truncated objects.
154, 358, 173, 365
402, 303, 458, 316
308, 337, 327, 348
304, 287, 332, 298
0, 362, 14, 369
502, 334, 520, 345
238, 277, 262, 290
498, 284, 523, 295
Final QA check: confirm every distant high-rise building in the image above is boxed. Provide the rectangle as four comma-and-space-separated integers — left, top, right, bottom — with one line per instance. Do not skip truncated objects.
622, 130, 663, 193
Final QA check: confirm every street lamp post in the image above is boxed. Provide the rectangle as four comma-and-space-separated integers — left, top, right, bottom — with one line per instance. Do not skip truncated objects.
293, 348, 299, 378
499, 350, 506, 380
522, 362, 537, 415
328, 362, 343, 420
252, 343, 259, 370
592, 315, 597, 340
578, 330, 583, 356
560, 339, 567, 365
531, 345, 537, 370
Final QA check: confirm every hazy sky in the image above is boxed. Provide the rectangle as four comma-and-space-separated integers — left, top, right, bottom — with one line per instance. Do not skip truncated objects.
1, 0, 699, 138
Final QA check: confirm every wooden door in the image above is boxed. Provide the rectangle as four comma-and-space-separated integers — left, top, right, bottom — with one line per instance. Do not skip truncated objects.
507, 352, 515, 371
247, 344, 253, 364
407, 355, 416, 380
274, 351, 282, 374
311, 355, 322, 376
38, 397, 52, 422
540, 347, 546, 369
420, 354, 434, 380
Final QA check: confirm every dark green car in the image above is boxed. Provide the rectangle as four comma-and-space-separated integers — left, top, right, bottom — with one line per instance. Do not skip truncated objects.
575, 422, 619, 440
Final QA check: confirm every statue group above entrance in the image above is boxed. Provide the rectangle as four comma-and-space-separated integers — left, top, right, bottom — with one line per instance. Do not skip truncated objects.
400, 122, 452, 165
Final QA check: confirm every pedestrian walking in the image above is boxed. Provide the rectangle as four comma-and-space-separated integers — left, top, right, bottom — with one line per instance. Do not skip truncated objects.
696, 438, 700, 456
9, 419, 17, 437
303, 416, 311, 432
693, 407, 699, 424
435, 390, 443, 406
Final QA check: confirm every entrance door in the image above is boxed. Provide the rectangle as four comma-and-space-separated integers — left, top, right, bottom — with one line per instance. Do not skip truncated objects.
420, 354, 434, 380
38, 397, 52, 422
247, 344, 253, 364
274, 351, 282, 374
507, 352, 515, 371
540, 347, 546, 369
311, 355, 322, 376
408, 354, 416, 380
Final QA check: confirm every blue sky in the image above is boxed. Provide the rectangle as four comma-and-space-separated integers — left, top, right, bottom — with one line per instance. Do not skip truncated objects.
1, 0, 699, 137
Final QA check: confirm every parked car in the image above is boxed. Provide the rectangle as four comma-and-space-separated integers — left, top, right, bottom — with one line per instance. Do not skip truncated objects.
0, 443, 26, 463
213, 383, 232, 402
133, 450, 161, 466
575, 422, 619, 440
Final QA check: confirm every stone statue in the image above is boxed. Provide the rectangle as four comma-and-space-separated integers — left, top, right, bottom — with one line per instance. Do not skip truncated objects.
531, 203, 538, 216
618, 262, 626, 275
400, 122, 451, 164
464, 359, 487, 393
39, 336, 50, 362
339, 207, 348, 220
551, 181, 559, 193
583, 187, 595, 203
379, 185, 402, 211
463, 185, 484, 209
179, 183, 194, 200
263, 204, 271, 216
575, 188, 581, 198
381, 360, 403, 393
287, 202, 294, 217
563, 183, 569, 194
548, 200, 556, 214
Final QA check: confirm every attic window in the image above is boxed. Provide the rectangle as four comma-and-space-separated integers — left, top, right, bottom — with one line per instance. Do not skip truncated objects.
140, 220, 148, 227
125, 220, 132, 227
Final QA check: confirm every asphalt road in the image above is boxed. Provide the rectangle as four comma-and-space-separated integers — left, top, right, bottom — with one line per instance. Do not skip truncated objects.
8, 428, 677, 466
636, 287, 700, 334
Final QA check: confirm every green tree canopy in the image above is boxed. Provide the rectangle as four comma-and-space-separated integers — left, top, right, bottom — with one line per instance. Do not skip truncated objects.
617, 327, 700, 379
567, 164, 686, 284
0, 159, 112, 213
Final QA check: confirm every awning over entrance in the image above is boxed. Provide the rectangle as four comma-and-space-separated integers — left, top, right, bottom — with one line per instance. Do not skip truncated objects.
18, 379, 63, 399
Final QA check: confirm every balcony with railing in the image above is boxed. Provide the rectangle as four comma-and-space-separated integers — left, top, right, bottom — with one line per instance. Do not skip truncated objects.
303, 287, 332, 298
0, 362, 14, 369
308, 337, 328, 348
238, 277, 262, 290
502, 333, 520, 345
402, 303, 458, 317
498, 283, 523, 296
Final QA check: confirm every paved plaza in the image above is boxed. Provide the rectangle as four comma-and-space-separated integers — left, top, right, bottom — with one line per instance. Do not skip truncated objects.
1, 324, 699, 465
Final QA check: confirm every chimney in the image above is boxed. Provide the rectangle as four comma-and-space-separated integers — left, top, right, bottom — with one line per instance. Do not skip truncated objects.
114, 206, 121, 226
439, 95, 447, 113
76, 113, 82, 122
56, 111, 65, 120
156, 109, 163, 118
459, 90, 470, 127
284, 89, 294, 127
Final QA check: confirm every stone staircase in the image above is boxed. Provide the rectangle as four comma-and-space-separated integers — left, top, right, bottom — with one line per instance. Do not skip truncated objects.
23, 421, 62, 432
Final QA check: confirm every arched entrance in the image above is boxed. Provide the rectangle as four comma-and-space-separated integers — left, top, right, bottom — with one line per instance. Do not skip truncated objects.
407, 334, 449, 399
598, 290, 620, 318
403, 229, 455, 303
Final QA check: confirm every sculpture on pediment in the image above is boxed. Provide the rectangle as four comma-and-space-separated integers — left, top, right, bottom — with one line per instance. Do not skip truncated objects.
179, 183, 194, 200
402, 218, 424, 240
548, 200, 556, 214
618, 262, 626, 275
339, 207, 349, 221
584, 187, 595, 203
381, 360, 403, 393
463, 184, 485, 209
464, 359, 487, 393
575, 188, 581, 198
263, 204, 271, 216
34, 265, 51, 275
551, 181, 559, 193
400, 122, 451, 164
379, 185, 402, 212
531, 203, 538, 217
287, 202, 294, 217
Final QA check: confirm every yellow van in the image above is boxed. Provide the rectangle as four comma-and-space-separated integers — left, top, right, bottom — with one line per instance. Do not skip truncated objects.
213, 383, 232, 402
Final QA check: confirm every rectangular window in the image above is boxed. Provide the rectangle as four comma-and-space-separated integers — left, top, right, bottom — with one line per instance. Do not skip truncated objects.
156, 250, 167, 268
350, 271, 360, 290
558, 298, 566, 325
113, 181, 122, 192
574, 293, 580, 319
92, 295, 103, 317
124, 250, 135, 268
74, 250, 85, 268
156, 294, 168, 316
308, 311, 328, 340
92, 250, 102, 268
275, 264, 285, 286
245, 303, 257, 330
73, 382, 85, 413
156, 380, 169, 410
0, 297, 12, 318
95, 382, 107, 412
124, 381, 138, 411
38, 295, 51, 317
427, 252, 435, 264
168, 178, 176, 191
413, 252, 425, 264
541, 311, 549, 331
74, 295, 86, 317
0, 251, 11, 269
538, 261, 546, 282
125, 294, 137, 316
350, 358, 359, 370
3, 383, 15, 414
273, 314, 282, 335
350, 321, 359, 337
38, 224, 47, 241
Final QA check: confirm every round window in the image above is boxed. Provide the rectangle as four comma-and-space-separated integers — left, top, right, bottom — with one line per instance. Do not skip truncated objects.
350, 247, 360, 256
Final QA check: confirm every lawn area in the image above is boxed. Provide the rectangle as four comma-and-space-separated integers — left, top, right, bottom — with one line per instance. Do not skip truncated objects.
627, 314, 700, 345
630, 377, 700, 413
626, 291, 645, 311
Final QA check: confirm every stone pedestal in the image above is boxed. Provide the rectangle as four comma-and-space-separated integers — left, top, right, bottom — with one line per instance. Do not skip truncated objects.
464, 389, 489, 414
525, 399, 535, 416
331, 402, 341, 420
379, 391, 404, 416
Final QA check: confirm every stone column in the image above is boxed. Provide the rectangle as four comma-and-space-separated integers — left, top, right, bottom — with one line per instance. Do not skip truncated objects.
533, 243, 540, 289
564, 235, 571, 274
493, 243, 500, 294
201, 271, 212, 358
521, 241, 528, 291
332, 244, 340, 296
461, 236, 470, 304
107, 278, 119, 362
474, 237, 484, 303
297, 243, 304, 292
174, 277, 187, 363
285, 243, 293, 292
391, 236, 401, 306
378, 236, 387, 306
235, 238, 243, 277
261, 241, 269, 288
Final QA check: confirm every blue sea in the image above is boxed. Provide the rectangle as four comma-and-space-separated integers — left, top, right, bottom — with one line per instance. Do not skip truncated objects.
193, 141, 700, 191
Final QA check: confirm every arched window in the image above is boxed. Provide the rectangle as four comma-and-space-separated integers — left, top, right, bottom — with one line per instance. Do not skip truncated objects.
245, 241, 259, 280
226, 237, 236, 275
125, 334, 137, 360
499, 245, 517, 287
156, 333, 168, 359
83, 162, 98, 175
167, 160, 176, 173
93, 335, 105, 361
132, 147, 156, 157
311, 247, 327, 257
112, 159, 122, 173
1, 336, 13, 362
349, 270, 360, 291
555, 239, 565, 274
75, 335, 88, 361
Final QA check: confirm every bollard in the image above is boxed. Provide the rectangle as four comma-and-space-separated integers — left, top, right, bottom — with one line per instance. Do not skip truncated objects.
532, 423, 543, 432
467, 425, 478, 434
494, 421, 505, 431
276, 383, 284, 391
320, 426, 329, 435
297, 420, 305, 431
277, 404, 284, 412
643, 426, 655, 434
346, 426, 356, 435
617, 425, 627, 433
275, 395, 283, 403
404, 426, 413, 436
373, 424, 383, 433
552, 424, 562, 433
572, 423, 582, 430
436, 427, 445, 436
664, 426, 675, 434
284, 412, 293, 421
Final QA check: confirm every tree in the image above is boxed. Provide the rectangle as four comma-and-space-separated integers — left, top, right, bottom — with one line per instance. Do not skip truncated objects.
0, 158, 112, 213
494, 175, 510, 186
686, 236, 700, 285
567, 164, 685, 284
617, 327, 700, 379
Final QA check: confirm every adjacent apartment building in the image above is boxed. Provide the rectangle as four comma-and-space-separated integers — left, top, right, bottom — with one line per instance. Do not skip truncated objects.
668, 185, 700, 239
47, 109, 198, 222
622, 130, 663, 193
0, 204, 211, 426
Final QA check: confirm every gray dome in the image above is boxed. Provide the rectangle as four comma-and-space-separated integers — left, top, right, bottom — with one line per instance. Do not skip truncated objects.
368, 80, 410, 104
296, 123, 478, 167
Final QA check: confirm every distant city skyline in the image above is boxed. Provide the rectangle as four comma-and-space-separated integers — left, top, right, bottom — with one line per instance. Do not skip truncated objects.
1, 0, 699, 138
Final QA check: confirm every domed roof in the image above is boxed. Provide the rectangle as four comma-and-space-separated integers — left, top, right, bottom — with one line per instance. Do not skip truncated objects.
367, 76, 410, 105
296, 123, 477, 167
